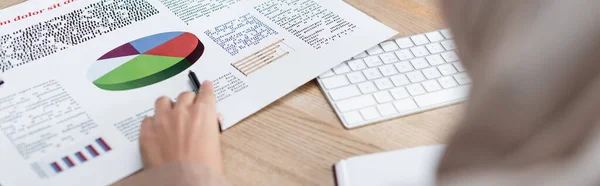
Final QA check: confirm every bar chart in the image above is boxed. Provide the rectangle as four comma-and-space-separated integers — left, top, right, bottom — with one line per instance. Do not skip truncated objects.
232, 39, 294, 76
31, 137, 113, 178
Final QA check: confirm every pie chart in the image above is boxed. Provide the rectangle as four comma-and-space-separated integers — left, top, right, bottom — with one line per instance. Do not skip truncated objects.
87, 32, 204, 91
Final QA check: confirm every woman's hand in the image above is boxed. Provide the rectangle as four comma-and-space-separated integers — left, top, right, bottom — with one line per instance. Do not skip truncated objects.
139, 81, 223, 173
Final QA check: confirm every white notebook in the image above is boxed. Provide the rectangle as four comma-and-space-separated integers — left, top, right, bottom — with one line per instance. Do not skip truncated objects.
335, 145, 446, 186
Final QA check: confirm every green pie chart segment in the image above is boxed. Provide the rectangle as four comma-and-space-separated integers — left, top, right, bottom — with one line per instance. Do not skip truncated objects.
89, 32, 204, 91
93, 55, 192, 90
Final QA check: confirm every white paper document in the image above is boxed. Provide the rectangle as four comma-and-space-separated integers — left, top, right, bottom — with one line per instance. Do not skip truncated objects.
0, 0, 396, 185
335, 145, 446, 186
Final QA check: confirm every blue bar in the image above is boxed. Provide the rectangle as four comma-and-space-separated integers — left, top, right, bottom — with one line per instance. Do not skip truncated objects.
50, 163, 61, 173
86, 146, 98, 157
62, 157, 73, 168
75, 152, 86, 162
96, 139, 109, 152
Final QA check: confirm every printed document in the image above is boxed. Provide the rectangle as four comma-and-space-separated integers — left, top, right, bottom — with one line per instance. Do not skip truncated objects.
0, 0, 396, 185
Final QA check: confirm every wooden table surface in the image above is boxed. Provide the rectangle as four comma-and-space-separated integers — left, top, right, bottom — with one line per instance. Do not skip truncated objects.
1, 0, 464, 185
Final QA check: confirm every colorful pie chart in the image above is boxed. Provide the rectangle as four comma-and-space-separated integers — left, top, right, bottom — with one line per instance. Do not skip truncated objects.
87, 32, 204, 91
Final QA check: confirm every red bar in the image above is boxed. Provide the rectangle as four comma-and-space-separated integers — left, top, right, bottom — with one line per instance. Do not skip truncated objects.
77, 152, 87, 161
66, 157, 75, 167
52, 162, 62, 172
98, 138, 112, 151
88, 145, 99, 156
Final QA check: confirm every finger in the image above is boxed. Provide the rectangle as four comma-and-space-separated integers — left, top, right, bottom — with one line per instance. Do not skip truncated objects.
140, 117, 154, 139
139, 117, 156, 168
155, 96, 173, 114
175, 91, 196, 107
139, 117, 154, 152
217, 113, 224, 124
195, 80, 216, 106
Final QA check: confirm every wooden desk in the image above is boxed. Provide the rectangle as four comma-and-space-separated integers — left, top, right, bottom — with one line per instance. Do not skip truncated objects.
1, 0, 464, 185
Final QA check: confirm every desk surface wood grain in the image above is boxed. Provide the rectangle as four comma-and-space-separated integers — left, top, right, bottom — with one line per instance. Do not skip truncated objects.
1, 0, 464, 185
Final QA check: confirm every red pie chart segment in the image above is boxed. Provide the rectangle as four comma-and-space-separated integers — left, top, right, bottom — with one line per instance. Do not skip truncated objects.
144, 33, 200, 59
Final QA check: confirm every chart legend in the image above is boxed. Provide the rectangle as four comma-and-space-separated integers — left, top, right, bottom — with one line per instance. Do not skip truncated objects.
87, 32, 205, 91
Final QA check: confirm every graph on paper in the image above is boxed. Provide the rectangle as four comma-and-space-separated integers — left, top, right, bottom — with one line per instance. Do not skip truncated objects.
31, 137, 113, 178
87, 32, 205, 91
232, 39, 294, 76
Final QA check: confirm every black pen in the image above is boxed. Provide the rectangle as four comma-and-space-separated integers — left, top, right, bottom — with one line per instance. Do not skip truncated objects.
188, 70, 201, 93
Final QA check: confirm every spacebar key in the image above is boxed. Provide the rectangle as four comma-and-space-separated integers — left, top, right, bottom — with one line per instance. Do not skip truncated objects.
413, 85, 471, 108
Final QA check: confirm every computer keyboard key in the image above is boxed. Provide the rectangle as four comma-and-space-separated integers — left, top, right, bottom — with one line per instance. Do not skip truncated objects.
411, 46, 430, 57
380, 41, 400, 52
343, 111, 364, 125
406, 71, 426, 83
347, 72, 367, 84
441, 51, 459, 62
389, 87, 410, 100
410, 58, 430, 69
454, 73, 472, 85
322, 76, 350, 89
363, 68, 383, 80
360, 107, 381, 120
395, 37, 415, 48
438, 64, 458, 75
379, 65, 399, 76
453, 62, 465, 72
366, 45, 385, 55
426, 54, 445, 66
333, 63, 352, 74
438, 76, 459, 88
410, 34, 430, 45
380, 53, 399, 64
353, 51, 369, 59
394, 62, 414, 73
393, 99, 419, 113
422, 67, 442, 79
319, 70, 335, 78
347, 59, 367, 71
374, 91, 394, 103
358, 82, 378, 94
422, 80, 442, 92
364, 56, 384, 67
441, 40, 456, 50
395, 49, 415, 61
440, 29, 453, 39
425, 43, 445, 54
377, 103, 398, 116
413, 85, 470, 108
329, 85, 362, 101
406, 84, 427, 96
425, 31, 445, 42
337, 95, 377, 112
390, 74, 410, 87
374, 78, 394, 90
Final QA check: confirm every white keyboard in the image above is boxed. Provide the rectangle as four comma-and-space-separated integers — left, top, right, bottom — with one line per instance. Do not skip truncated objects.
317, 29, 471, 129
